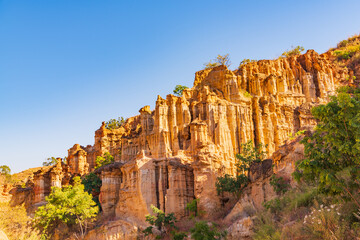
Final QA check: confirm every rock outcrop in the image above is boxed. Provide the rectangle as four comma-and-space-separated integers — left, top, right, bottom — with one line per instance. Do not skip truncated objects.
89, 50, 342, 222
10, 50, 347, 238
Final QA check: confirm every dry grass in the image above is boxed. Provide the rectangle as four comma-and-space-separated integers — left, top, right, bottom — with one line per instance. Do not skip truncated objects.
0, 202, 40, 240
252, 185, 360, 240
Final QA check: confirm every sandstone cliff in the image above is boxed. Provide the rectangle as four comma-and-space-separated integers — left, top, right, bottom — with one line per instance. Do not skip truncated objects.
9, 49, 348, 239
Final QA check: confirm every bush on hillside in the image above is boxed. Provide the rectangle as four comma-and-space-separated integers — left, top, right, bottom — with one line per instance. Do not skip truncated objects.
105, 117, 125, 130
204, 54, 231, 69
280, 46, 305, 58
33, 177, 98, 239
95, 152, 114, 169
216, 140, 266, 198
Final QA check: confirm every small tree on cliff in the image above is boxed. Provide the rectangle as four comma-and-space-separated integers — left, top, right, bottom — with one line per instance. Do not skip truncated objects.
105, 117, 125, 130
95, 152, 114, 169
33, 177, 98, 239
42, 157, 66, 166
204, 54, 231, 69
0, 165, 11, 183
173, 85, 189, 96
143, 205, 179, 239
280, 46, 305, 58
216, 140, 266, 198
0, 165, 11, 176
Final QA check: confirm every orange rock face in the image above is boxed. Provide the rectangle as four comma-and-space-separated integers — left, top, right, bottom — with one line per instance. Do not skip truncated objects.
89, 50, 342, 222
10, 50, 347, 238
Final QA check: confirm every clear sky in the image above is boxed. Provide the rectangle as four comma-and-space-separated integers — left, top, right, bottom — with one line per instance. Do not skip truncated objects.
1, 0, 359, 173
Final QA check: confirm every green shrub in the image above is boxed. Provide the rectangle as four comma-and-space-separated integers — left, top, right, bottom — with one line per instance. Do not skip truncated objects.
242, 90, 252, 98
238, 59, 256, 68
338, 39, 349, 48
288, 187, 318, 210
95, 152, 114, 169
270, 175, 290, 195
33, 177, 99, 239
0, 165, 11, 183
280, 46, 305, 58
42, 157, 66, 166
190, 221, 227, 240
334, 45, 360, 60
215, 174, 248, 197
0, 165, 11, 176
204, 61, 219, 69
105, 117, 125, 130
82, 173, 102, 210
173, 85, 189, 96
294, 87, 360, 197
204, 54, 231, 69
253, 212, 281, 240
143, 205, 178, 239
288, 129, 306, 140
216, 140, 266, 198
263, 198, 287, 214
172, 231, 187, 240
186, 199, 198, 218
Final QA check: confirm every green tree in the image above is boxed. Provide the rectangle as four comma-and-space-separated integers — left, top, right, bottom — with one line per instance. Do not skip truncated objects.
105, 117, 125, 130
204, 61, 219, 69
143, 205, 178, 239
190, 221, 227, 240
173, 85, 189, 96
33, 177, 99, 239
186, 198, 198, 218
280, 46, 305, 58
42, 157, 66, 166
0, 165, 11, 176
294, 87, 360, 200
216, 140, 266, 197
204, 54, 231, 69
239, 58, 256, 68
82, 173, 102, 210
95, 152, 114, 169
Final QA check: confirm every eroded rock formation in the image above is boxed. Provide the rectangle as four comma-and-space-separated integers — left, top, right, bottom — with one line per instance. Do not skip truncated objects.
89, 50, 343, 222
9, 50, 348, 239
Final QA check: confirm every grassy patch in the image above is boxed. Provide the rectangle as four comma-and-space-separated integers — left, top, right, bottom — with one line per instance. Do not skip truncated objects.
0, 202, 40, 240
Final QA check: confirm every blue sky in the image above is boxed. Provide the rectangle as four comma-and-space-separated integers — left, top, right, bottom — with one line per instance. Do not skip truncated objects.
1, 0, 359, 173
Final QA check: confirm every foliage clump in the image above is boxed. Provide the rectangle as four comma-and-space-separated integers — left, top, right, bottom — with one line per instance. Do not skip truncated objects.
0, 165, 12, 184
0, 165, 11, 176
190, 221, 227, 240
33, 177, 99, 239
270, 174, 290, 195
333, 34, 360, 60
216, 140, 266, 198
288, 129, 306, 141
186, 198, 199, 219
143, 205, 180, 239
280, 45, 305, 58
238, 58, 256, 68
204, 54, 231, 69
173, 85, 189, 96
95, 152, 114, 169
253, 86, 360, 240
294, 86, 360, 197
42, 157, 66, 166
82, 172, 102, 210
105, 117, 125, 130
